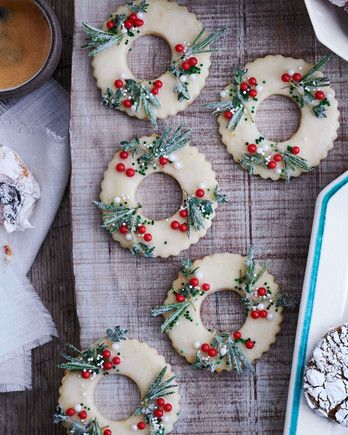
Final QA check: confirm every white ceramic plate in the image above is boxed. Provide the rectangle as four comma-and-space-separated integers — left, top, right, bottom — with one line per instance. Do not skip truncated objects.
305, 0, 348, 61
284, 171, 348, 434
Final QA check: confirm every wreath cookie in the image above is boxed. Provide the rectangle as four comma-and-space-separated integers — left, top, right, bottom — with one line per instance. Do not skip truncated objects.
83, 0, 225, 128
208, 54, 340, 180
54, 327, 180, 435
94, 125, 227, 258
151, 248, 295, 373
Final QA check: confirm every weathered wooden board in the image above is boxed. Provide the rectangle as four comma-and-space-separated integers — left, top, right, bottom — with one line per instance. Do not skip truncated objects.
67, 1, 347, 434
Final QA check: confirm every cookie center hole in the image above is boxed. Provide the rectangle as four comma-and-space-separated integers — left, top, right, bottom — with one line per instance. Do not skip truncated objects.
127, 35, 171, 80
136, 173, 182, 220
200, 290, 245, 333
94, 374, 141, 420
256, 95, 301, 142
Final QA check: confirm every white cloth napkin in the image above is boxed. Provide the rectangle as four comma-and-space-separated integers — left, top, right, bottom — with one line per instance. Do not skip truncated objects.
0, 80, 70, 392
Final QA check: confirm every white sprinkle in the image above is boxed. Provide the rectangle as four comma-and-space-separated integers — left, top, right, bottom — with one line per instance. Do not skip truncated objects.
125, 234, 133, 241
74, 404, 83, 412
288, 69, 295, 76
220, 90, 228, 98
267, 313, 273, 320
137, 12, 144, 19
169, 154, 177, 161
120, 73, 126, 79
131, 424, 138, 432
199, 182, 206, 189
174, 162, 182, 169
112, 343, 120, 351
275, 168, 282, 175
121, 27, 127, 34
257, 303, 265, 310
220, 345, 227, 356
195, 270, 203, 280
193, 341, 201, 349
256, 85, 263, 92
190, 74, 196, 80
180, 75, 187, 82
114, 196, 121, 203
256, 147, 262, 154
162, 415, 170, 423
262, 144, 269, 152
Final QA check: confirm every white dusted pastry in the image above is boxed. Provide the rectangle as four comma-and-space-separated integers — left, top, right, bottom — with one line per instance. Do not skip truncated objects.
0, 145, 40, 232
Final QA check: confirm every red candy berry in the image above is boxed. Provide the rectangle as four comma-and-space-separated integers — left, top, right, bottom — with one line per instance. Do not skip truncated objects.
66, 408, 75, 417
144, 233, 152, 242
190, 277, 199, 287
248, 76, 257, 86
137, 422, 146, 430
171, 221, 180, 230
257, 287, 267, 297
175, 44, 184, 53
233, 331, 241, 340
154, 409, 163, 418
159, 156, 168, 165
189, 57, 198, 66
208, 348, 218, 357
248, 89, 257, 98
153, 80, 163, 89
293, 72, 302, 82
124, 19, 132, 29
179, 209, 188, 218
138, 225, 146, 234
119, 150, 128, 159
114, 79, 124, 89
240, 82, 248, 91
126, 168, 135, 177
202, 283, 210, 291
181, 61, 190, 71
251, 310, 260, 319
224, 111, 233, 120
179, 223, 188, 232
247, 143, 257, 154
81, 370, 91, 379
123, 99, 132, 108
151, 87, 159, 95
78, 410, 87, 420
129, 13, 137, 21
315, 90, 325, 100
291, 146, 300, 155
156, 398, 165, 407
104, 430, 112, 435
245, 340, 254, 349
268, 161, 276, 170
281, 73, 291, 82
116, 163, 125, 172
102, 349, 111, 359
195, 188, 205, 198
163, 403, 172, 412
119, 225, 128, 234
134, 19, 144, 27
106, 20, 114, 29
112, 356, 121, 365
260, 310, 268, 318
273, 153, 283, 162
103, 361, 113, 370
201, 343, 210, 352
176, 294, 185, 302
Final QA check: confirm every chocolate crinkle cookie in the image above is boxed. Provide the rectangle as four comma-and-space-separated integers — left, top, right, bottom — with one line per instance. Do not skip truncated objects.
304, 323, 348, 426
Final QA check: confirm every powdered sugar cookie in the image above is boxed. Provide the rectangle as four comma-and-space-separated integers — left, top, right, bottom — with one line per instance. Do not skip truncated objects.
151, 248, 294, 373
55, 327, 180, 435
83, 0, 225, 128
304, 323, 348, 426
95, 125, 227, 258
208, 54, 339, 180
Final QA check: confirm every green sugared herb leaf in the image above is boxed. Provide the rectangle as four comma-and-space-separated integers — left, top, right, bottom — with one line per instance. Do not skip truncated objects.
53, 405, 105, 434
128, 0, 148, 13
106, 326, 128, 342
82, 22, 125, 56
58, 342, 107, 373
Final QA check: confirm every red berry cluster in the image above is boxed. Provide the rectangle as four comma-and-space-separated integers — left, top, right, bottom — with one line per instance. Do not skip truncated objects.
150, 79, 163, 96
281, 71, 326, 101
181, 56, 198, 72
232, 331, 254, 349
175, 277, 210, 302
114, 77, 162, 109
115, 150, 136, 177
250, 309, 268, 319
224, 76, 258, 120
119, 222, 152, 243
246, 143, 301, 170
65, 407, 91, 423
125, 12, 144, 30
200, 342, 218, 357
170, 188, 205, 233
102, 348, 122, 371
136, 398, 173, 430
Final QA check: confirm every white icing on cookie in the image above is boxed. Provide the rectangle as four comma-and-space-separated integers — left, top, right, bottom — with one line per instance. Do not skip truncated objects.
214, 55, 339, 180
0, 145, 40, 232
304, 323, 348, 426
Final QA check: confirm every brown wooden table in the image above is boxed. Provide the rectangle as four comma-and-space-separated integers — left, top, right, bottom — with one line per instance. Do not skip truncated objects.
1, 0, 347, 433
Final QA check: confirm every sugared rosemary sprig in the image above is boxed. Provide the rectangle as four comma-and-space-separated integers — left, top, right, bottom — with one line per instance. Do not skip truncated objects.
58, 342, 107, 373
287, 54, 331, 118
53, 406, 104, 435
134, 367, 177, 435
102, 80, 160, 129
121, 125, 190, 171
128, 0, 148, 13
207, 68, 253, 130
151, 260, 202, 332
169, 27, 226, 101
184, 193, 214, 235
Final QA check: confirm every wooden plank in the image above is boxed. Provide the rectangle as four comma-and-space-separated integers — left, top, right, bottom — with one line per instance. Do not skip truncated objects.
70, 0, 348, 433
